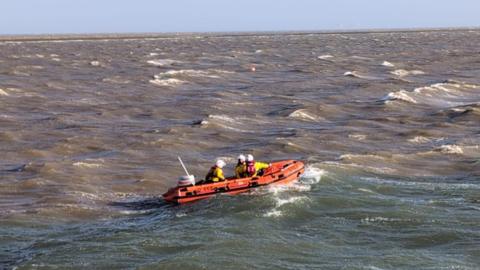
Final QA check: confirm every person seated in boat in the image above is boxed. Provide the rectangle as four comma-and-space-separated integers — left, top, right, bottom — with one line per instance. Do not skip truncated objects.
235, 154, 247, 178
205, 159, 226, 183
245, 154, 270, 177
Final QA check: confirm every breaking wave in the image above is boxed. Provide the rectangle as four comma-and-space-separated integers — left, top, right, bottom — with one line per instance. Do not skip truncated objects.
147, 59, 181, 66
318, 54, 334, 60
149, 69, 234, 86
149, 77, 186, 87
390, 69, 425, 77
382, 61, 395, 67
0, 88, 9, 96
344, 71, 379, 80
288, 109, 322, 122
381, 81, 480, 108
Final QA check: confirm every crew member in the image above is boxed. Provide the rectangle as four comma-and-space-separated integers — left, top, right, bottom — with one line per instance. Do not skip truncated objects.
245, 154, 270, 177
235, 154, 247, 178
205, 159, 226, 182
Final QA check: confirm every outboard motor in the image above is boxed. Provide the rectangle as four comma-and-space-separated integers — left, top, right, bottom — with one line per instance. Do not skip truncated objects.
177, 175, 195, 186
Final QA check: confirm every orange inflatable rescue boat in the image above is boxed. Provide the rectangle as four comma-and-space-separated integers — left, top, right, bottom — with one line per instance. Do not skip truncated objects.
163, 160, 305, 204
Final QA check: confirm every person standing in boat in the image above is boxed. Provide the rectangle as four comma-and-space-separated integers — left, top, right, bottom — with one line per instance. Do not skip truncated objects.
235, 154, 247, 178
245, 154, 270, 177
205, 159, 226, 183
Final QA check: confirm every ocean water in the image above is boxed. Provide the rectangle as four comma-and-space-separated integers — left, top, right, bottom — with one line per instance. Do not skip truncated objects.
0, 30, 479, 269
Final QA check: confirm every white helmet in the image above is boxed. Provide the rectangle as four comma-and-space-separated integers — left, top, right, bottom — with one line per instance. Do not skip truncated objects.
246, 154, 254, 162
215, 159, 226, 168
238, 154, 246, 162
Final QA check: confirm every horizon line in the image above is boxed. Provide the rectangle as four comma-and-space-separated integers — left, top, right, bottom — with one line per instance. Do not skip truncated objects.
1, 26, 479, 42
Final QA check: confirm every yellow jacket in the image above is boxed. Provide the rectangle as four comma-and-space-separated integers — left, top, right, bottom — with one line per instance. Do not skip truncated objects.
205, 166, 225, 182
254, 162, 269, 176
235, 163, 246, 178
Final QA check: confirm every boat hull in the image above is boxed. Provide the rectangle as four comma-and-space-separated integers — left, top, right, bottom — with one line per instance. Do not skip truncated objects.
162, 160, 305, 204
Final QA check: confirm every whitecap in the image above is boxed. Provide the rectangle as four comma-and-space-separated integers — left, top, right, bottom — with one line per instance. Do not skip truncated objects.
0, 88, 9, 96
318, 54, 334, 60
383, 81, 480, 108
149, 78, 185, 87
263, 196, 310, 217
206, 114, 253, 133
275, 196, 309, 207
361, 216, 420, 224
344, 71, 358, 77
382, 90, 417, 104
434, 144, 464, 155
359, 177, 480, 190
208, 114, 236, 123
348, 134, 367, 141
382, 61, 395, 67
288, 109, 321, 121
73, 159, 104, 168
263, 210, 283, 217
408, 136, 431, 144
390, 69, 425, 77
300, 166, 325, 185
90, 61, 101, 67
344, 71, 379, 80
102, 76, 131, 84
147, 59, 181, 66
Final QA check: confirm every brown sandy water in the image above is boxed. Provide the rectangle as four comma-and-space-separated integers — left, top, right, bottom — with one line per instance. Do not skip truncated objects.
0, 30, 479, 269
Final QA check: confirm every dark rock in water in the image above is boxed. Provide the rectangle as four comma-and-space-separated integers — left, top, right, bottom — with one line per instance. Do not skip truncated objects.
5, 164, 27, 172
191, 119, 204, 126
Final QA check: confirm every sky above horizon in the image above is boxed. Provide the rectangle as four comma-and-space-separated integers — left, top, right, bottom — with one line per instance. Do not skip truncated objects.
1, 0, 479, 35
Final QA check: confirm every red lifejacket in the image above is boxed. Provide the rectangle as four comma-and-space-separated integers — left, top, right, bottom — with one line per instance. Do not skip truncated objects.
246, 161, 256, 176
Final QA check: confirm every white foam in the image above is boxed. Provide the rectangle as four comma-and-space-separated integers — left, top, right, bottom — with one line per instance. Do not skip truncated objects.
0, 88, 9, 96
382, 61, 395, 67
264, 210, 283, 217
383, 82, 480, 108
102, 76, 131, 84
318, 54, 334, 60
349, 134, 367, 141
361, 216, 418, 224
300, 166, 326, 185
360, 176, 480, 190
263, 196, 310, 217
358, 188, 375, 194
147, 59, 181, 66
173, 69, 220, 78
344, 71, 357, 77
288, 109, 321, 121
382, 90, 417, 104
149, 78, 185, 87
208, 114, 236, 123
343, 71, 378, 80
435, 144, 464, 155
73, 159, 104, 168
120, 209, 154, 215
276, 196, 309, 207
90, 61, 101, 66
390, 69, 425, 77
408, 136, 431, 144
